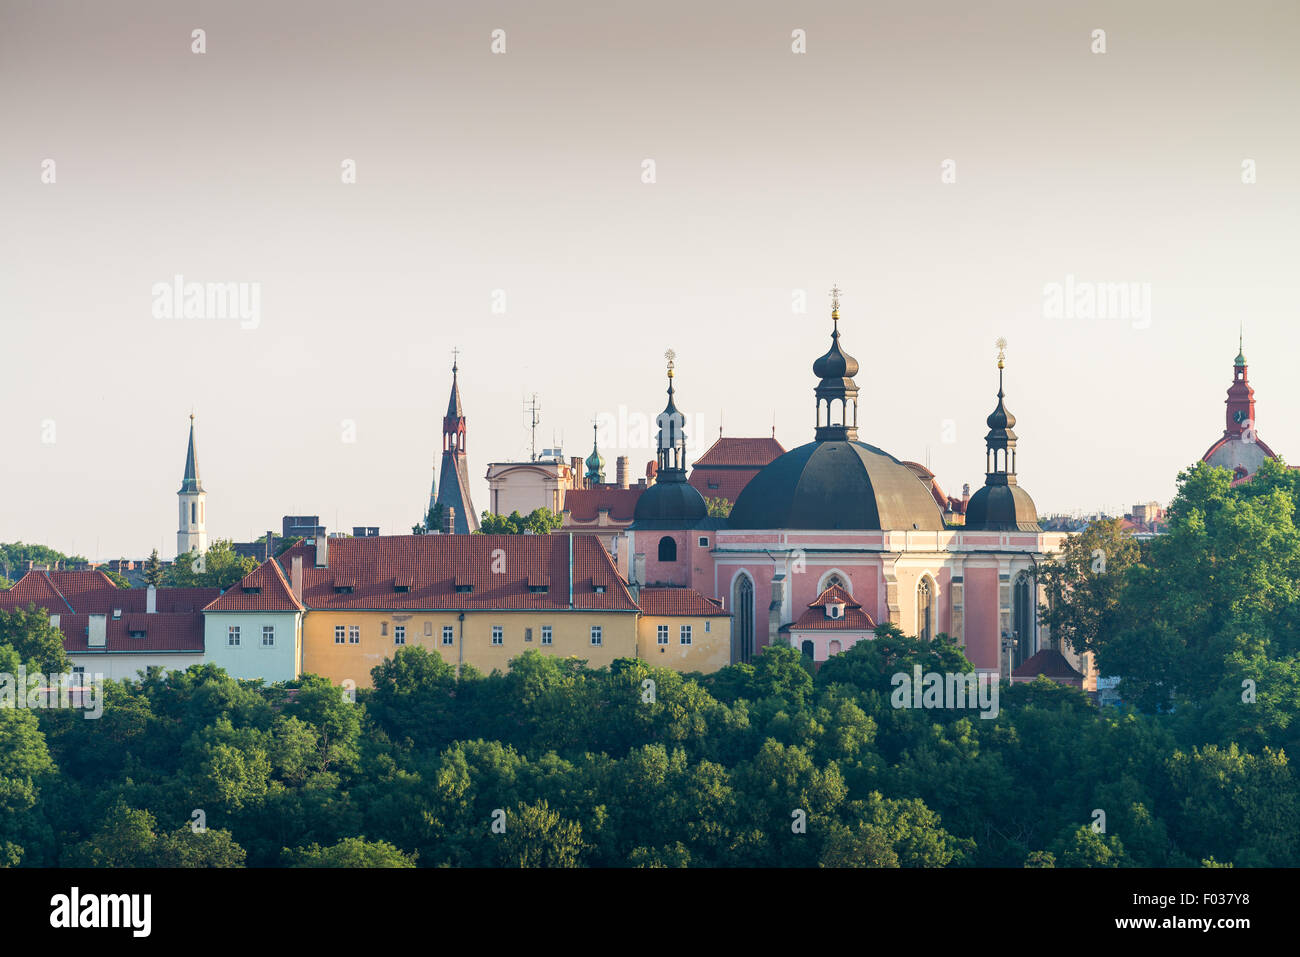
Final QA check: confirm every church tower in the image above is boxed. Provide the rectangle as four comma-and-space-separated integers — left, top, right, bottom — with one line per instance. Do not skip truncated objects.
584, 423, 606, 486
177, 413, 208, 558
1201, 331, 1278, 481
964, 340, 1041, 532
434, 357, 478, 534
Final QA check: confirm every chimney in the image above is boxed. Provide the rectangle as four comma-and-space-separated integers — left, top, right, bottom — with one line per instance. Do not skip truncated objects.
443, 506, 456, 535
631, 552, 647, 603
570, 457, 585, 489
616, 456, 629, 489
291, 555, 304, 601
315, 535, 329, 569
768, 574, 788, 649
146, 584, 157, 614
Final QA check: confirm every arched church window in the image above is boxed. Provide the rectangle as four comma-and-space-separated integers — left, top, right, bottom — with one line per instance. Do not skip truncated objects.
733, 574, 754, 665
658, 536, 677, 562
917, 577, 934, 641
824, 573, 847, 592
1013, 573, 1034, 668
800, 640, 814, 660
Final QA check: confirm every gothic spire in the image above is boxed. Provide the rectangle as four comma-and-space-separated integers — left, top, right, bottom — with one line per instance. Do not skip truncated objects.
179, 413, 204, 494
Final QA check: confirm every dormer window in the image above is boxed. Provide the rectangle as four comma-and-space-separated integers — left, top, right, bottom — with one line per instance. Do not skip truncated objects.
455, 584, 473, 594
129, 628, 146, 638
334, 585, 354, 594
394, 584, 410, 593
529, 584, 548, 594
594, 585, 607, 594
242, 586, 261, 595
112, 609, 122, 620
826, 602, 845, 620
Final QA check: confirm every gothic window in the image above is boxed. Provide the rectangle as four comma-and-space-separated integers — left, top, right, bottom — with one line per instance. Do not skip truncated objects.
800, 640, 815, 660
917, 577, 934, 641
658, 536, 677, 562
733, 574, 754, 665
1013, 573, 1035, 668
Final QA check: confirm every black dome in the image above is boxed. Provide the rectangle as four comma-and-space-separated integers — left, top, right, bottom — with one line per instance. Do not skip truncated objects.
964, 483, 1040, 531
728, 440, 946, 531
631, 476, 709, 528
812, 326, 859, 380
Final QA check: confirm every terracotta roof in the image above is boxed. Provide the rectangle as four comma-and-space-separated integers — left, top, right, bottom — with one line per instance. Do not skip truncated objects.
0, 571, 216, 655
693, 436, 785, 468
687, 469, 760, 505
563, 487, 643, 523
58, 612, 205, 654
637, 587, 725, 616
205, 559, 304, 613
785, 584, 877, 632
0, 572, 74, 613
274, 534, 638, 612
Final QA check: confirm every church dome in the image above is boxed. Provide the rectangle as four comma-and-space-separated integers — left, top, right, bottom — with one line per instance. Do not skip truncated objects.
728, 440, 946, 531
964, 483, 1039, 531
632, 478, 709, 527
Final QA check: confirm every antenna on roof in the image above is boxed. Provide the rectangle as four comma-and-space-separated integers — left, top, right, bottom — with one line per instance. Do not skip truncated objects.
523, 393, 542, 462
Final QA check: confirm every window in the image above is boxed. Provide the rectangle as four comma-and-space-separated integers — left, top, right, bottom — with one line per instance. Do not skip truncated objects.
380, 621, 388, 637
72, 665, 85, 680
492, 625, 504, 646
657, 536, 677, 562
442, 625, 454, 646
698, 536, 709, 547
262, 625, 275, 647
225, 625, 240, 647
334, 585, 354, 594
594, 584, 606, 594
334, 625, 346, 644
394, 625, 406, 645
657, 624, 669, 645
455, 584, 473, 594
242, 586, 261, 595
529, 584, 548, 594
590, 625, 602, 646
394, 584, 410, 593
917, 578, 934, 642
680, 625, 692, 645
112, 608, 122, 620
348, 625, 360, 644
525, 627, 533, 642
541, 625, 552, 646
705, 620, 711, 632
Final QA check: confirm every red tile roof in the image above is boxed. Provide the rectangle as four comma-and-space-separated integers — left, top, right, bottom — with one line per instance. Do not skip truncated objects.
204, 559, 304, 612
58, 613, 205, 654
785, 584, 877, 631
0, 571, 216, 654
693, 437, 785, 467
0, 572, 74, 613
563, 487, 643, 523
636, 587, 725, 616
274, 534, 638, 612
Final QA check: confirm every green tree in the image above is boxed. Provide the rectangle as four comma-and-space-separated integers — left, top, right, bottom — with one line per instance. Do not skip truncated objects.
166, 540, 258, 590
285, 837, 416, 867
476, 508, 563, 535
144, 549, 164, 588
0, 604, 70, 673
705, 497, 732, 518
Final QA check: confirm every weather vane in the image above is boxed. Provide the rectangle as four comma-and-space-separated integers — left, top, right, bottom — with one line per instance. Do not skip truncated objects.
830, 285, 841, 318
996, 337, 1007, 369
665, 348, 676, 372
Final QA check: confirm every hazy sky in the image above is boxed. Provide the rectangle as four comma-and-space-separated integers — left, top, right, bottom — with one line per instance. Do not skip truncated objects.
2, 0, 1298, 560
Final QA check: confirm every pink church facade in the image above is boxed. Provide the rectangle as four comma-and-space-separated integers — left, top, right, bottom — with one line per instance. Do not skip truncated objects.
621, 294, 1065, 679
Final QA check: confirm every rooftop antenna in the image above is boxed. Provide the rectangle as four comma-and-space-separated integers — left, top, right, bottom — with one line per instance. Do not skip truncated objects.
523, 393, 542, 461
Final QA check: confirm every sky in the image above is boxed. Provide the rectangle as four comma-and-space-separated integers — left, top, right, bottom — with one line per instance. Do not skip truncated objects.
2, 0, 1298, 560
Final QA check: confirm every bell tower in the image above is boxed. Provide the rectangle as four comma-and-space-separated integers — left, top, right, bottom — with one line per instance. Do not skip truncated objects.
177, 413, 208, 558
1224, 330, 1257, 438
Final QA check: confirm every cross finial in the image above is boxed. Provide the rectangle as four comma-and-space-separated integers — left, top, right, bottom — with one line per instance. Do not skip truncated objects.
451, 346, 461, 372
830, 285, 841, 320
995, 336, 1007, 369
665, 348, 676, 378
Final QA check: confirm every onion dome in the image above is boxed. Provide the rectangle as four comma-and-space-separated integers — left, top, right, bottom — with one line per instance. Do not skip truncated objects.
964, 339, 1040, 532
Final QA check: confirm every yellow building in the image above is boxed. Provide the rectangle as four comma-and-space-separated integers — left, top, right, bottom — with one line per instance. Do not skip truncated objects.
280, 533, 644, 688
634, 586, 732, 673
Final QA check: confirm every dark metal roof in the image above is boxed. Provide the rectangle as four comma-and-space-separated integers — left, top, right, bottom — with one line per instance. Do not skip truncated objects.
630, 476, 712, 529
727, 440, 946, 531
963, 483, 1040, 532
178, 416, 203, 495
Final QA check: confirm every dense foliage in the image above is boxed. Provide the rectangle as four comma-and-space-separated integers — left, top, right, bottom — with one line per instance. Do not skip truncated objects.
1, 460, 1297, 867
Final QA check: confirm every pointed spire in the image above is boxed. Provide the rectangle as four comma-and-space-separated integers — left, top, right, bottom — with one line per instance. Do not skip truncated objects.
1236, 325, 1246, 366
446, 355, 464, 419
585, 420, 605, 484
179, 413, 204, 494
